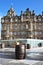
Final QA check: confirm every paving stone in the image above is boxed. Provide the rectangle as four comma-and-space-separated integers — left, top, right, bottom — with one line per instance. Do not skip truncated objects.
2, 63, 29, 65
33, 62, 43, 65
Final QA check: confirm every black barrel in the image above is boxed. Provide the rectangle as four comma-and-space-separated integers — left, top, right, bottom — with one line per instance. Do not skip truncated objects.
15, 44, 26, 59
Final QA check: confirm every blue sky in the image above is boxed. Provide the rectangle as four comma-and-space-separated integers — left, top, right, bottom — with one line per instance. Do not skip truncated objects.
0, 0, 43, 39
0, 0, 43, 16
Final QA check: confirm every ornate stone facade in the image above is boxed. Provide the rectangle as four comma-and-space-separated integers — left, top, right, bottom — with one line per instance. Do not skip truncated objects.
1, 7, 43, 40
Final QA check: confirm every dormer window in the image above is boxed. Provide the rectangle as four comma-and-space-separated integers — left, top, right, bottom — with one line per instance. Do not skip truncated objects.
15, 19, 18, 22
5, 19, 8, 22
10, 11, 12, 14
1, 18, 4, 23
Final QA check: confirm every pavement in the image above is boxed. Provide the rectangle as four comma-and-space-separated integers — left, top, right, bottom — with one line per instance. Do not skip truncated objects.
0, 47, 43, 65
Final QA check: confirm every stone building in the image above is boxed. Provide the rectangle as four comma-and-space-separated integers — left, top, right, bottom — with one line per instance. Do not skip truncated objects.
1, 7, 43, 40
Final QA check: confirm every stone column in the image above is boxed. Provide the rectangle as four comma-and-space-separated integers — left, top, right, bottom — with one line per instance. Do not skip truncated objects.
34, 22, 37, 39
30, 21, 33, 38
10, 18, 13, 40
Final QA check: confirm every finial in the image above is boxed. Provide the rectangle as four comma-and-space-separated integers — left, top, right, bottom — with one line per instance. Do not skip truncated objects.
32, 10, 35, 15
26, 8, 29, 11
32, 10, 34, 13
42, 11, 43, 15
21, 10, 23, 15
11, 0, 13, 8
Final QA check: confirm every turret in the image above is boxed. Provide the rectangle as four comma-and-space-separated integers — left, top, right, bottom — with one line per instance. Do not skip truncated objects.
7, 7, 16, 17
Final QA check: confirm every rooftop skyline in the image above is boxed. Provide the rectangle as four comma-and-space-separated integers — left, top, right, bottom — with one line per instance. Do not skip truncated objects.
0, 0, 43, 17
0, 0, 43, 39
